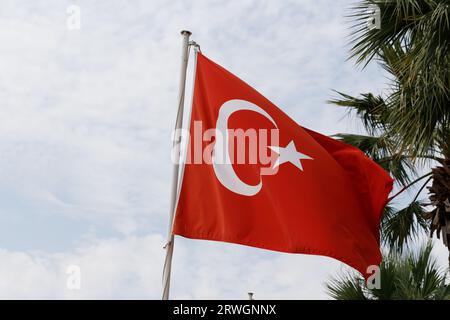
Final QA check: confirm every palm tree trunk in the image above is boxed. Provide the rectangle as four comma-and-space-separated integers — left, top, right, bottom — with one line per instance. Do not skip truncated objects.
428, 157, 450, 268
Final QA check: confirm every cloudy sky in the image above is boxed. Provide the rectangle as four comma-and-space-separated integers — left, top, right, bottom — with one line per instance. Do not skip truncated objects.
0, 0, 447, 299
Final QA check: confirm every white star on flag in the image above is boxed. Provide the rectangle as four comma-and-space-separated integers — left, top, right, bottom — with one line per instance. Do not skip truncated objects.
269, 140, 313, 171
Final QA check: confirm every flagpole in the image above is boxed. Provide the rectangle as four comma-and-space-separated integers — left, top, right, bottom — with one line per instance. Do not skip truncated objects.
162, 30, 192, 300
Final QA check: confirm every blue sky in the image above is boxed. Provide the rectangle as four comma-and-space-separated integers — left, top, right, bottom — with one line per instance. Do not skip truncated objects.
0, 0, 447, 299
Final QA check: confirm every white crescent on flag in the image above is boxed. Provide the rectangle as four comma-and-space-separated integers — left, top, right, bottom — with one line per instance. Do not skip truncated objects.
212, 99, 278, 196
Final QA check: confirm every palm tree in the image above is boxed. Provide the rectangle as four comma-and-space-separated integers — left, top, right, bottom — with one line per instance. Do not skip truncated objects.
330, 0, 450, 259
327, 243, 450, 300
326, 0, 449, 300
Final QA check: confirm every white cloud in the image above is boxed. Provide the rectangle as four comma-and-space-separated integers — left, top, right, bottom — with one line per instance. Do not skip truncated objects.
0, 234, 164, 299
0, 0, 382, 235
0, 233, 348, 299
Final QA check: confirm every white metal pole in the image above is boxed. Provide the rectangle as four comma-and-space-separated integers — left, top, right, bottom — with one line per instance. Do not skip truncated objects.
162, 30, 191, 301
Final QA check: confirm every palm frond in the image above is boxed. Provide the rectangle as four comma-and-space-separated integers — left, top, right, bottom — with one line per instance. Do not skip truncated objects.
348, 0, 436, 66
327, 242, 450, 300
369, 254, 399, 300
328, 91, 389, 135
381, 201, 429, 251
395, 242, 449, 299
345, 0, 450, 156
326, 273, 367, 300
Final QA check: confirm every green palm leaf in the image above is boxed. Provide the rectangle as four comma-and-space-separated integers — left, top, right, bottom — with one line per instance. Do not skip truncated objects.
381, 201, 429, 251
327, 243, 450, 300
345, 0, 450, 156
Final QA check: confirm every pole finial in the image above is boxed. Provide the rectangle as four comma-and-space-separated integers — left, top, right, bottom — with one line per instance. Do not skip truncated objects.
181, 30, 192, 36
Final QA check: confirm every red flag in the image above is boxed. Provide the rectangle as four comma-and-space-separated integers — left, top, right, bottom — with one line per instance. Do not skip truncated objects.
173, 52, 393, 277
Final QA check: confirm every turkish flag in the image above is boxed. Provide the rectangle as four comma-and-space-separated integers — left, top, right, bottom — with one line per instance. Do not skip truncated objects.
173, 52, 393, 277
